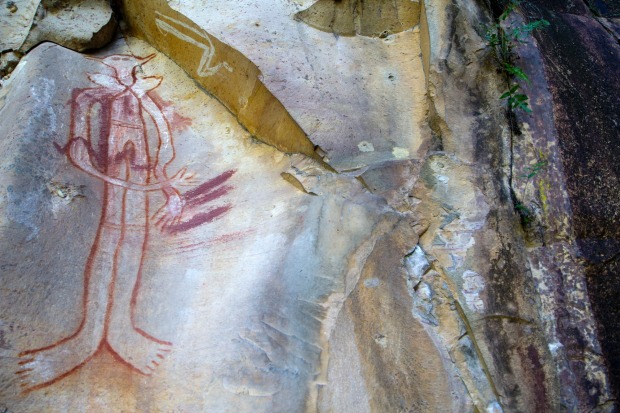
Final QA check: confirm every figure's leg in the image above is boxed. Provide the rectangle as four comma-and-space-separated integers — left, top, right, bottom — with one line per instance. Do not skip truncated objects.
106, 162, 171, 374
17, 185, 122, 391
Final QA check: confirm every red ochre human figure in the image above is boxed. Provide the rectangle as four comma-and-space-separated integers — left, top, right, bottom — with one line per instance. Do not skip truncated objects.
16, 54, 234, 391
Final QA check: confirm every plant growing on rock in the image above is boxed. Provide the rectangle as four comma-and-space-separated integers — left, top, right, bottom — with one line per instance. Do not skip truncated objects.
484, 0, 549, 226
485, 0, 549, 113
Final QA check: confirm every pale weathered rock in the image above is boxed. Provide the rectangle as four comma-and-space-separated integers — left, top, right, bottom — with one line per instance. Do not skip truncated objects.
0, 0, 116, 87
295, 0, 421, 37
165, 0, 429, 171
0, 0, 40, 52
19, 0, 116, 53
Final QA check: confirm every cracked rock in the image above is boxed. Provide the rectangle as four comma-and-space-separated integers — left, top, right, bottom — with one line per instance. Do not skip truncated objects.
20, 0, 116, 53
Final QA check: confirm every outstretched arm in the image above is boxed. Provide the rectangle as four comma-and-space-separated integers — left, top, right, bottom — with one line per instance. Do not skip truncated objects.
68, 137, 194, 191
138, 89, 191, 228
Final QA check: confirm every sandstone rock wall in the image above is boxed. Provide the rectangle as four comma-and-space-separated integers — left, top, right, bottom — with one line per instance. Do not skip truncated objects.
0, 0, 618, 412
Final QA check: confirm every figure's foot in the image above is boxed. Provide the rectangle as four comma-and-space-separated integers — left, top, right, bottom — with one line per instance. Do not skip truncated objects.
106, 328, 172, 374
16, 336, 99, 391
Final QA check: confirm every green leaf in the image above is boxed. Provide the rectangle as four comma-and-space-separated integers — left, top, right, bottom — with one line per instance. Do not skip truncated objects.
517, 102, 532, 113
487, 1, 549, 116
522, 19, 550, 34
501, 84, 520, 100
504, 64, 529, 82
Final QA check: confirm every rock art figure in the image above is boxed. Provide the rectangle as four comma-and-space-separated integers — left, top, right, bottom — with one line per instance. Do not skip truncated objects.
16, 53, 234, 391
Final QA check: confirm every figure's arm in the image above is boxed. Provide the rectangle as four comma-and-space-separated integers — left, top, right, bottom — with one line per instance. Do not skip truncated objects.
70, 80, 124, 143
70, 88, 97, 147
137, 88, 190, 226
68, 88, 111, 179
68, 137, 189, 191
138, 91, 176, 179
138, 90, 186, 207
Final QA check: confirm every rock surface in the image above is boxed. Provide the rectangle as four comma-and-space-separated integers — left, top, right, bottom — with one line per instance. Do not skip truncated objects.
0, 0, 618, 412
295, 0, 421, 37
1, 0, 115, 79
0, 40, 407, 411
520, 0, 620, 405
0, 0, 40, 52
165, 0, 429, 170
20, 0, 116, 53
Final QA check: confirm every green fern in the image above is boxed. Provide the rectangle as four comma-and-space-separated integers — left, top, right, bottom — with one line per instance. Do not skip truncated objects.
485, 0, 549, 113
500, 84, 532, 113
504, 64, 529, 82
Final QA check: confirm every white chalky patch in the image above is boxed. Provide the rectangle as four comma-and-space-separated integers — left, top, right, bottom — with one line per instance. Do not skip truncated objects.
392, 147, 410, 159
486, 401, 504, 413
405, 246, 429, 283
462, 270, 486, 313
364, 278, 380, 288
548, 342, 563, 355
357, 141, 374, 152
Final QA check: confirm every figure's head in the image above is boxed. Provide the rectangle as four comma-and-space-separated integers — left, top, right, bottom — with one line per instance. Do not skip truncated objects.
100, 54, 155, 70
88, 54, 156, 83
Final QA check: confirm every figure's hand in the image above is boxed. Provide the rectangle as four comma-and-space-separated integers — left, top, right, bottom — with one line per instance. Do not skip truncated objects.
151, 167, 199, 231
170, 167, 199, 187
153, 189, 184, 230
